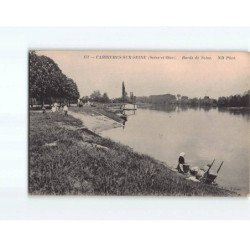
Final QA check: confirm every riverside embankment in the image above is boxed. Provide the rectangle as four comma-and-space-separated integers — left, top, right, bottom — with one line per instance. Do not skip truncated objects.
29, 107, 236, 196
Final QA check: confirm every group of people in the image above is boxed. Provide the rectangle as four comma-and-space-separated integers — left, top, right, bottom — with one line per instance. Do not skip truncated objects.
42, 103, 68, 116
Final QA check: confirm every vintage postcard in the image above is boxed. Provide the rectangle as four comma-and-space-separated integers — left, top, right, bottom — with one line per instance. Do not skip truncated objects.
29, 50, 250, 196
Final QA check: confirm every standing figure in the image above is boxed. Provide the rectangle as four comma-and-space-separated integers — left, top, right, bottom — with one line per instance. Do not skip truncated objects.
54, 102, 58, 111
63, 104, 68, 116
51, 104, 56, 113
42, 106, 46, 114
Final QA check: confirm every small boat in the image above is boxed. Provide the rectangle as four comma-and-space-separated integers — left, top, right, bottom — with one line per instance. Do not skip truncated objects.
201, 160, 223, 184
117, 113, 127, 121
120, 114, 127, 120
122, 103, 137, 111
201, 171, 218, 184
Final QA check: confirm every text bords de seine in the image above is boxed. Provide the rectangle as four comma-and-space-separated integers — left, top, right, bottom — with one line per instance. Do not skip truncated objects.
83, 55, 236, 60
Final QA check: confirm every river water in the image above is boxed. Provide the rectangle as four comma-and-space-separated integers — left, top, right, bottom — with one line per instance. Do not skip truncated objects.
101, 106, 249, 195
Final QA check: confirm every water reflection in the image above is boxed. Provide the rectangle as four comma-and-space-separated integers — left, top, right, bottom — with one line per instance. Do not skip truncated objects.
139, 104, 177, 113
218, 107, 250, 121
122, 120, 126, 129
138, 104, 250, 119
103, 105, 250, 194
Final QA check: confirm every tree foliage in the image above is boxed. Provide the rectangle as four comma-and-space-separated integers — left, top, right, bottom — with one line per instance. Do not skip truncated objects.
122, 81, 128, 102
90, 90, 102, 102
29, 51, 80, 105
102, 92, 110, 103
218, 93, 249, 107
137, 91, 249, 108
89, 90, 110, 103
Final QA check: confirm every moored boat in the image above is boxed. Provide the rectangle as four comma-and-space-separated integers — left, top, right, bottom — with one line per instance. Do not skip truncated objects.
122, 103, 137, 110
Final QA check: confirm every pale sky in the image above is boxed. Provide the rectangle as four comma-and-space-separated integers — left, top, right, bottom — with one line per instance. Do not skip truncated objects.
36, 50, 250, 99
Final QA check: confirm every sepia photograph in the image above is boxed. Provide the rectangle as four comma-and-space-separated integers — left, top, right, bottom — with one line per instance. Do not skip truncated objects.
1, 4, 250, 250
29, 50, 250, 196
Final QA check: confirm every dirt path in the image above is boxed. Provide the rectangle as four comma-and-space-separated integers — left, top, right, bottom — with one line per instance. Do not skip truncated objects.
69, 110, 122, 134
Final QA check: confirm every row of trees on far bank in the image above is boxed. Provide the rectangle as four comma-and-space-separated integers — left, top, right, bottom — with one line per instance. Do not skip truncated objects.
29, 51, 80, 106
136, 91, 250, 108
80, 91, 137, 104
217, 92, 250, 107
80, 82, 136, 104
81, 90, 110, 104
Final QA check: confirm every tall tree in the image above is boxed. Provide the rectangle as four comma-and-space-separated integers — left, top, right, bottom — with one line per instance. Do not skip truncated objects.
102, 92, 110, 103
29, 51, 80, 106
90, 90, 102, 102
122, 81, 127, 102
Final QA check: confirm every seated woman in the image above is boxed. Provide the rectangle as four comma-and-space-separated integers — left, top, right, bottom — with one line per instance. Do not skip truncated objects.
177, 152, 186, 173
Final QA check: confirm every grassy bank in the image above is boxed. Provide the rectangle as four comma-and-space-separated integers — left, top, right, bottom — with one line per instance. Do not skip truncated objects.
29, 111, 236, 196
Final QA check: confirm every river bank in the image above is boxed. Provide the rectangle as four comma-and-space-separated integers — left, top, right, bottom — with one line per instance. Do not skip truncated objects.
29, 108, 237, 196
68, 108, 122, 133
